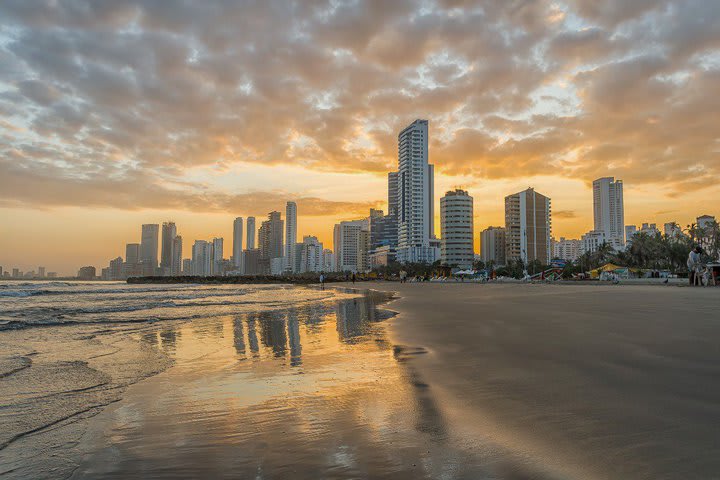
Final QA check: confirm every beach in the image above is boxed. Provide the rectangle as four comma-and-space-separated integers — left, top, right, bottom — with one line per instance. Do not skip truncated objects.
2, 281, 720, 479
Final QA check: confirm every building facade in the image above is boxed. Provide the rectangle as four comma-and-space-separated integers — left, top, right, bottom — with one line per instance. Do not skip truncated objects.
480, 227, 506, 266
440, 189, 474, 269
505, 188, 552, 264
299, 236, 324, 273
160, 222, 176, 275
553, 237, 581, 262
396, 119, 436, 264
285, 202, 297, 273
233, 217, 244, 271
581, 230, 606, 255
140, 224, 159, 274
593, 177, 625, 249
258, 211, 284, 274
333, 219, 368, 272
246, 216, 256, 250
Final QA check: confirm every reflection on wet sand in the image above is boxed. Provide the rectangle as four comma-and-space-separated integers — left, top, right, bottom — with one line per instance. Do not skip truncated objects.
70, 290, 502, 479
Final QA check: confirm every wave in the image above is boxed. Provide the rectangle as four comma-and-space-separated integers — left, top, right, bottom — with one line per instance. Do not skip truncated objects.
0, 285, 251, 298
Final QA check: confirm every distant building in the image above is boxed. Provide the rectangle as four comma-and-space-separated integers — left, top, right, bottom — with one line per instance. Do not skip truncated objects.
243, 249, 261, 275
697, 215, 716, 229
396, 119, 437, 264
357, 229, 371, 273
299, 236, 323, 273
77, 266, 96, 280
12, 268, 20, 278
553, 237, 581, 262
440, 189, 474, 270
191, 240, 213, 276
322, 249, 336, 273
625, 225, 638, 246
109, 257, 123, 280
141, 224, 159, 274
160, 222, 177, 275
233, 217, 244, 271
388, 171, 399, 217
246, 216, 256, 250
641, 223, 659, 235
664, 222, 683, 239
581, 230, 606, 255
480, 227, 506, 266
505, 188, 552, 264
182, 258, 192, 276
258, 211, 284, 274
212, 238, 224, 275
593, 177, 624, 249
370, 245, 396, 269
285, 202, 298, 273
171, 236, 183, 275
333, 219, 368, 272
125, 243, 140, 265
37, 266, 45, 278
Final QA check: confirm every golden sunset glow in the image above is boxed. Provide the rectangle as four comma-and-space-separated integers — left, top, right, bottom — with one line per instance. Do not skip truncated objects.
1, 1, 718, 274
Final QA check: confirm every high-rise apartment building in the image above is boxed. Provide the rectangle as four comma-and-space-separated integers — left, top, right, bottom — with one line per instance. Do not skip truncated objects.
553, 237, 581, 262
357, 229, 371, 273
505, 188, 552, 264
396, 119, 437, 264
388, 171, 398, 217
212, 238, 224, 275
246, 217, 256, 250
258, 211, 284, 274
191, 240, 213, 276
140, 224, 159, 274
160, 222, 177, 275
285, 202, 297, 273
369, 209, 398, 250
440, 189, 474, 269
171, 236, 183, 275
125, 243, 140, 265
697, 215, 716, 229
299, 236, 324, 273
333, 219, 369, 272
480, 227, 506, 266
581, 230, 606, 255
593, 177, 625, 249
233, 217, 244, 270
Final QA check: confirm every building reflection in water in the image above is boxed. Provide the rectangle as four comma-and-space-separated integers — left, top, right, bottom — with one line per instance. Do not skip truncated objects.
159, 328, 180, 353
232, 316, 245, 356
259, 310, 287, 358
246, 313, 260, 355
286, 308, 302, 367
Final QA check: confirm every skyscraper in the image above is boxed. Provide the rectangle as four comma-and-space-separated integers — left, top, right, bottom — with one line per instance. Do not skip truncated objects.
192, 240, 212, 276
258, 211, 284, 274
388, 171, 398, 217
505, 188, 552, 264
247, 217, 256, 250
285, 202, 297, 273
212, 238, 224, 275
440, 189, 474, 270
125, 243, 140, 265
171, 236, 183, 275
333, 219, 369, 272
480, 227, 506, 266
233, 217, 244, 270
160, 222, 177, 275
593, 177, 625, 249
299, 236, 324, 273
140, 224, 159, 273
396, 119, 436, 264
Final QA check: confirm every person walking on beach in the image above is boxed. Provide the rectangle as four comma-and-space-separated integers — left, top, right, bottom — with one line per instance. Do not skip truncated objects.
351, 272, 356, 285
688, 246, 702, 286
319, 273, 325, 290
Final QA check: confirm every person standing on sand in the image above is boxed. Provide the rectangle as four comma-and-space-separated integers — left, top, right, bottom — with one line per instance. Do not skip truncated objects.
351, 272, 356, 284
319, 273, 325, 290
688, 246, 702, 286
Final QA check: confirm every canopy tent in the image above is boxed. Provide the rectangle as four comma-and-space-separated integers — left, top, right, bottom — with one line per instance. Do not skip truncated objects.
590, 263, 639, 279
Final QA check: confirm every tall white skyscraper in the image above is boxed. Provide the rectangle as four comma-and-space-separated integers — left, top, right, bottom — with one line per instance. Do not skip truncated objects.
233, 217, 244, 270
140, 224, 159, 272
212, 237, 224, 275
396, 119, 437, 264
593, 177, 625, 249
440, 189, 474, 270
246, 217, 256, 250
171, 236, 183, 275
333, 219, 369, 273
285, 202, 297, 273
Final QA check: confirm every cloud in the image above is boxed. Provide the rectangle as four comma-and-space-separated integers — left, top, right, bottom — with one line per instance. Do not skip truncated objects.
0, 0, 719, 214
554, 210, 578, 219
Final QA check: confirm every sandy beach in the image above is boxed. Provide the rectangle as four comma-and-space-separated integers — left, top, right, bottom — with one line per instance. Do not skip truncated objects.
3, 281, 720, 479
362, 281, 720, 479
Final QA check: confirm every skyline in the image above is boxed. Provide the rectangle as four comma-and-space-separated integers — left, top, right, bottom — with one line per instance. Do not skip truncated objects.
1, 0, 719, 274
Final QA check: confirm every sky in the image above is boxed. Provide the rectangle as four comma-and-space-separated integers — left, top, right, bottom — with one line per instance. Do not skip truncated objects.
1, 0, 719, 275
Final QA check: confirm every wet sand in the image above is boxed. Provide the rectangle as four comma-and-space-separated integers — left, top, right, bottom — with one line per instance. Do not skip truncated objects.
8, 282, 720, 479
362, 282, 720, 479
